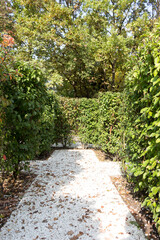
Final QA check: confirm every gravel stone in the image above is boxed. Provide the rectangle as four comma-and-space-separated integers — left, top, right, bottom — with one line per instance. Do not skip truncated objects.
0, 150, 146, 240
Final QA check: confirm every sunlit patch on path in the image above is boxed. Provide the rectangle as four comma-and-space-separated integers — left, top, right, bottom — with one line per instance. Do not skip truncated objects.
0, 150, 146, 240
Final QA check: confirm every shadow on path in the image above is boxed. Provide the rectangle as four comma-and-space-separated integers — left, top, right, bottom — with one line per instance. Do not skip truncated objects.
0, 150, 101, 240
0, 149, 146, 240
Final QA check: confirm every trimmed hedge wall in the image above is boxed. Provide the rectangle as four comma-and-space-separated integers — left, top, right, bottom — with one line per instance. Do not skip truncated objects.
123, 26, 160, 231
61, 92, 123, 158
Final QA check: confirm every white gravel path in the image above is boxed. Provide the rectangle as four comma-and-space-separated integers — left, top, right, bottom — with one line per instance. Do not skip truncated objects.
0, 149, 146, 240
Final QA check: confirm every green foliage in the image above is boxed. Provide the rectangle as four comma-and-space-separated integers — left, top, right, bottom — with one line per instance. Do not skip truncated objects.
12, 0, 153, 97
123, 22, 160, 231
37, 93, 56, 155
72, 93, 122, 155
98, 92, 122, 156
78, 98, 99, 145
61, 92, 122, 156
1, 63, 47, 177
0, 0, 14, 33
0, 30, 17, 189
60, 97, 80, 133
54, 96, 72, 147
0, 63, 72, 184
37, 93, 72, 153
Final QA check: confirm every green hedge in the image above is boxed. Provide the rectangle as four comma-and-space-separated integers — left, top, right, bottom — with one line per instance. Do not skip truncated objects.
77, 98, 99, 145
61, 92, 123, 157
123, 24, 160, 231
1, 63, 47, 178
0, 63, 71, 184
98, 92, 122, 156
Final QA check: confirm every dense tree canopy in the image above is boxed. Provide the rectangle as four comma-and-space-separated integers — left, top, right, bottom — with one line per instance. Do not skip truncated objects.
0, 0, 14, 34
1, 0, 159, 97
8, 0, 156, 97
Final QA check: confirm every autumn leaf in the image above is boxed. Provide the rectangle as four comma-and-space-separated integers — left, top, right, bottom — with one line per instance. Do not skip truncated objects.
97, 209, 102, 213
48, 224, 53, 229
33, 236, 38, 240
70, 232, 84, 240
67, 230, 74, 236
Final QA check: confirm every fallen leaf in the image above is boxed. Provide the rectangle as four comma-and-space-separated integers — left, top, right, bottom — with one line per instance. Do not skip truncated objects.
70, 232, 84, 240
33, 210, 38, 214
42, 219, 48, 223
33, 236, 38, 240
106, 224, 112, 228
97, 209, 102, 213
67, 230, 74, 235
48, 224, 53, 229
78, 232, 84, 236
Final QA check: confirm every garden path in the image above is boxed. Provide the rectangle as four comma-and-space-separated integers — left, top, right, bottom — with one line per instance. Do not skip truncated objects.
0, 149, 146, 240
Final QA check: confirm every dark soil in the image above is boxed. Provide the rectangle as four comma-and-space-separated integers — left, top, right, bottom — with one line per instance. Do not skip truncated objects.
34, 147, 56, 160
94, 149, 160, 240
111, 176, 159, 240
0, 148, 55, 230
0, 171, 36, 230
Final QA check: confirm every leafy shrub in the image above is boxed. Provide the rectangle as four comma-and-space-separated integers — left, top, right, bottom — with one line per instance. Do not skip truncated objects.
37, 93, 72, 153
0, 34, 18, 189
37, 93, 56, 155
0, 62, 73, 188
124, 24, 160, 231
98, 92, 122, 157
0, 60, 72, 184
1, 62, 47, 178
78, 98, 99, 145
54, 96, 72, 147
60, 93, 122, 155
60, 97, 80, 133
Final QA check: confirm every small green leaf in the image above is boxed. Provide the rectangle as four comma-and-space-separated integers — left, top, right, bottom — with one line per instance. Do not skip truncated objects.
134, 170, 143, 177
156, 206, 160, 213
156, 138, 160, 143
151, 187, 159, 196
